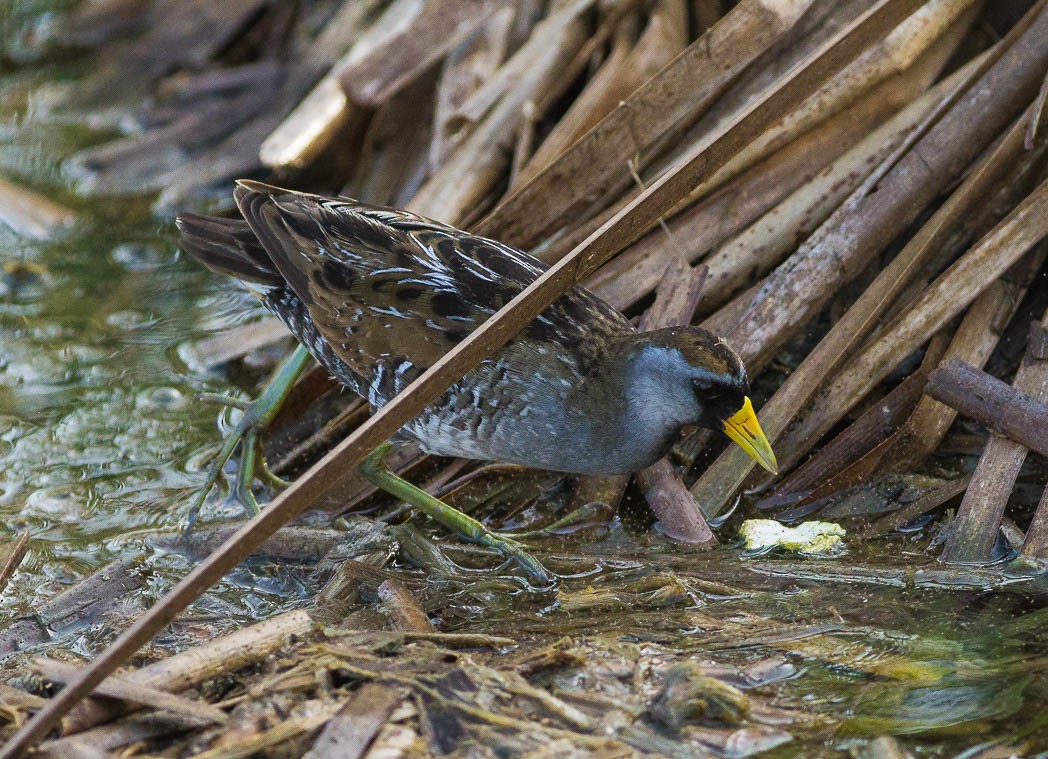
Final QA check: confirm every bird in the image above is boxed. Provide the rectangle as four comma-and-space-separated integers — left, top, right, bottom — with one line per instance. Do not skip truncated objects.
178, 180, 777, 581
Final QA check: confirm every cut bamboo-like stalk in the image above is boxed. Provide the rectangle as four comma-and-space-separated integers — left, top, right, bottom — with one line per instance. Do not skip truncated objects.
771, 99, 1048, 473
442, 0, 594, 131
583, 68, 910, 308
512, 15, 637, 188
770, 118, 1048, 463
551, 3, 863, 263
342, 72, 437, 206
629, 0, 977, 238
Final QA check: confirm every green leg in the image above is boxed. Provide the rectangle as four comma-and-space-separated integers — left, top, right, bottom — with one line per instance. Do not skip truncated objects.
358, 443, 554, 585
184, 344, 312, 531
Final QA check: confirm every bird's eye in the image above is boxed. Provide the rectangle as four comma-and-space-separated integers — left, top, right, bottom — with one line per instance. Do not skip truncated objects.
692, 379, 722, 398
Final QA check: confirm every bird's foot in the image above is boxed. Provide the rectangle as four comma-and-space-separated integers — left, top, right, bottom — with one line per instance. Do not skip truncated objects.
358, 444, 555, 585
183, 344, 312, 534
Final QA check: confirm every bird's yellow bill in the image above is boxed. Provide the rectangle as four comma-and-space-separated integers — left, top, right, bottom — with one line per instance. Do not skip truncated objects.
722, 397, 778, 475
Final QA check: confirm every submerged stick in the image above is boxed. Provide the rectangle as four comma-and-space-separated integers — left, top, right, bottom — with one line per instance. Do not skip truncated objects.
0, 532, 29, 595
0, 4, 926, 753
377, 579, 435, 633
861, 474, 971, 538
0, 176, 75, 240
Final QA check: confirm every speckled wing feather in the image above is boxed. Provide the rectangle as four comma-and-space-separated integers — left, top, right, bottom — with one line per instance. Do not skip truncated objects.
176, 212, 372, 396
232, 181, 634, 407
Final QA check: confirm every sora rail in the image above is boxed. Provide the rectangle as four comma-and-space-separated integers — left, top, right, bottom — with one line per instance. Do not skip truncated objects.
178, 180, 777, 579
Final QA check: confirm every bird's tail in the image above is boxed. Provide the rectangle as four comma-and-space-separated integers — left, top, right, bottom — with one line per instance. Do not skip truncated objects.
176, 213, 283, 292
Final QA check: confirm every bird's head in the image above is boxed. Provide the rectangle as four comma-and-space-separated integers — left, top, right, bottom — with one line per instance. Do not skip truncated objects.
636, 326, 778, 475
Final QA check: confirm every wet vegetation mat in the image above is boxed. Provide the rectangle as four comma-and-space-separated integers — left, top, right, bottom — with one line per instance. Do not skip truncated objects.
3, 0, 1048, 756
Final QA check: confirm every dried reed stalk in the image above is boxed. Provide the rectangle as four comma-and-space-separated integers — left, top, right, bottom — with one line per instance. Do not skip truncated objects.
260, 0, 422, 169
761, 331, 948, 509
62, 610, 313, 734
1021, 485, 1048, 558
733, 0, 981, 169
35, 659, 228, 726
408, 0, 592, 223
612, 0, 976, 250
787, 175, 1048, 472
336, 0, 500, 106
430, 9, 515, 168
474, 0, 817, 249
516, 0, 688, 187
304, 683, 402, 759
946, 309, 1048, 562
875, 250, 1046, 471
583, 71, 910, 308
925, 359, 1048, 456
691, 8, 1048, 516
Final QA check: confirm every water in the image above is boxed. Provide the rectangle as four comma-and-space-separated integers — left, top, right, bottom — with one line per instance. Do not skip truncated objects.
0, 45, 298, 629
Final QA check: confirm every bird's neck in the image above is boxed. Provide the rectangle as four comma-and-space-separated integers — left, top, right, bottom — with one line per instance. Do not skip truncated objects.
619, 340, 701, 428
569, 337, 700, 469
